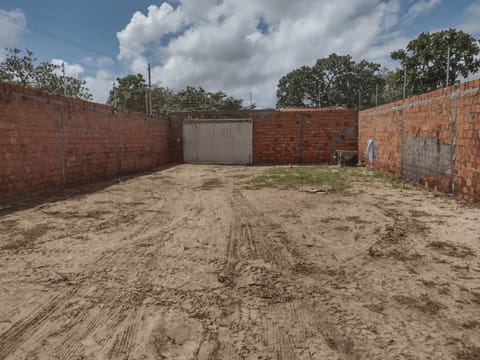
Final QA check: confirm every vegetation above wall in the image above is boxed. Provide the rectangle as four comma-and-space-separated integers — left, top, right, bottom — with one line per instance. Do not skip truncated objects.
0, 48, 92, 100
106, 74, 247, 113
276, 28, 480, 109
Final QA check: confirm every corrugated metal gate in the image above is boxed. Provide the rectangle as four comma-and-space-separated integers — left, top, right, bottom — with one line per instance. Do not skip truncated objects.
183, 119, 253, 164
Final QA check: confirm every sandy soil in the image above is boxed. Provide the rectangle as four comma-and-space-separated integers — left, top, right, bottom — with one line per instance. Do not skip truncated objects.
0, 164, 479, 360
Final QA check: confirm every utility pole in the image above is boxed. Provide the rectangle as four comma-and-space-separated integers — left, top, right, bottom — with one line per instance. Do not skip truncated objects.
446, 47, 451, 87
318, 85, 321, 108
358, 90, 361, 110
375, 83, 378, 108
147, 63, 152, 115
112, 82, 118, 107
250, 92, 253, 108
62, 62, 67, 96
403, 61, 407, 100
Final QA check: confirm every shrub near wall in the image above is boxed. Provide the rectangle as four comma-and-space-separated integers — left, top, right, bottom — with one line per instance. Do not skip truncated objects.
359, 79, 480, 202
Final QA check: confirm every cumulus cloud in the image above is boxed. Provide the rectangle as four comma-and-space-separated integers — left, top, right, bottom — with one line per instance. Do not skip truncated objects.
50, 59, 113, 103
461, 1, 480, 35
407, 0, 442, 20
117, 0, 407, 108
0, 8, 27, 59
82, 56, 115, 68
51, 59, 85, 78
84, 70, 114, 103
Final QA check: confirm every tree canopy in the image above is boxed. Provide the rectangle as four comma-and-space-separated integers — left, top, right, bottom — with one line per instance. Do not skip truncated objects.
276, 54, 384, 109
277, 29, 480, 109
0, 48, 92, 100
391, 28, 480, 95
107, 75, 245, 113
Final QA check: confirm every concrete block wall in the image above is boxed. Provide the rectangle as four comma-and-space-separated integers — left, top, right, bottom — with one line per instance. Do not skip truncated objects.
0, 83, 177, 203
359, 79, 480, 202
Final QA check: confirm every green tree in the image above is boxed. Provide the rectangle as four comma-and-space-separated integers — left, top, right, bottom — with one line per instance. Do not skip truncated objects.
276, 66, 314, 107
108, 76, 244, 113
1, 48, 37, 87
276, 54, 384, 109
208, 91, 243, 110
151, 86, 176, 113
107, 74, 147, 112
313, 54, 356, 108
391, 28, 480, 95
0, 48, 92, 100
169, 87, 243, 111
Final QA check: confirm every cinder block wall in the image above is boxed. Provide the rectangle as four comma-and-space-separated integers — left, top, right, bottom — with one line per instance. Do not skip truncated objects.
0, 83, 179, 203
359, 79, 480, 202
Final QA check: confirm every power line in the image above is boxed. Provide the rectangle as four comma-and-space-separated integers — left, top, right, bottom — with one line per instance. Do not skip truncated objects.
0, 12, 113, 59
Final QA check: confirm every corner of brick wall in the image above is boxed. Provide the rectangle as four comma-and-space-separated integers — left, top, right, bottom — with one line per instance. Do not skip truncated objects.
359, 79, 480, 202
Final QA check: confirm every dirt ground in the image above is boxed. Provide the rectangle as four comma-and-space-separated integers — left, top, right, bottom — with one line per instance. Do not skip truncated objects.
0, 164, 479, 360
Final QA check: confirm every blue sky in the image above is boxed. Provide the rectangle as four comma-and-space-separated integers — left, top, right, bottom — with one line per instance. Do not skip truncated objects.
1, 0, 480, 107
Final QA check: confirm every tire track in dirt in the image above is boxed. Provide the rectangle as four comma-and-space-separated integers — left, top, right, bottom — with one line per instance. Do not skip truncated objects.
108, 323, 137, 360
46, 192, 195, 359
54, 305, 131, 360
49, 186, 212, 359
0, 177, 192, 359
0, 295, 61, 359
224, 189, 294, 275
217, 189, 319, 359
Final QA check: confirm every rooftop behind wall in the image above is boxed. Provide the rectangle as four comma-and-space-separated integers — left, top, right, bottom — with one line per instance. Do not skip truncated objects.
359, 78, 480, 202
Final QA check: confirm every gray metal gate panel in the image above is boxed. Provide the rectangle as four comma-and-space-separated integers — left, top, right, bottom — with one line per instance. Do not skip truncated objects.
183, 119, 252, 164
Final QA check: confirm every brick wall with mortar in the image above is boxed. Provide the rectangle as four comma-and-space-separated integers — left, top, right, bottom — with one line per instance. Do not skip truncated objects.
170, 108, 358, 164
0, 83, 178, 203
359, 79, 480, 202
0, 83, 357, 203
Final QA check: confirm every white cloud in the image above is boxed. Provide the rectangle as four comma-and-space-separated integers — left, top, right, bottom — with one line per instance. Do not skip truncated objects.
82, 56, 115, 68
461, 1, 480, 35
51, 59, 85, 78
117, 0, 407, 108
0, 8, 27, 58
84, 70, 114, 103
50, 59, 112, 103
407, 0, 442, 20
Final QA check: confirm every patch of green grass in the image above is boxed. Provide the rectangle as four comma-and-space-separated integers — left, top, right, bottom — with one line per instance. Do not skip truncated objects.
251, 166, 358, 191
251, 165, 410, 191
369, 170, 410, 189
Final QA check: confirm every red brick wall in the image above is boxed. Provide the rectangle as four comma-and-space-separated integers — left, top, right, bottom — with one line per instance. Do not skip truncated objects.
302, 110, 358, 163
358, 101, 403, 176
253, 111, 301, 164
0, 85, 63, 200
172, 109, 358, 165
359, 79, 480, 202
0, 83, 176, 203
0, 83, 358, 203
254, 109, 357, 164
455, 80, 480, 201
